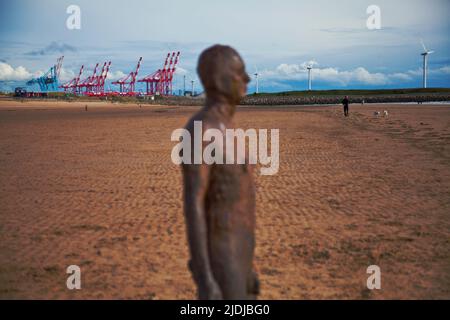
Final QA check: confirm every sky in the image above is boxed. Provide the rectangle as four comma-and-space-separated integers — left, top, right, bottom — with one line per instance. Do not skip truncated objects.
0, 0, 449, 93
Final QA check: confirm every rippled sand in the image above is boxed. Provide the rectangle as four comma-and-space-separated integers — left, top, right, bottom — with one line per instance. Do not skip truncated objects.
0, 100, 449, 299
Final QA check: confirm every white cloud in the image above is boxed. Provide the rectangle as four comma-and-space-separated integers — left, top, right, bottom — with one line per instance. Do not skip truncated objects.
58, 68, 127, 83
405, 66, 450, 77
259, 62, 450, 87
349, 67, 388, 85
106, 70, 127, 81
0, 63, 129, 85
389, 73, 413, 81
275, 64, 303, 75
59, 68, 76, 82
437, 66, 450, 74
406, 69, 422, 76
275, 60, 318, 75
174, 67, 188, 76
262, 63, 390, 86
0, 63, 32, 81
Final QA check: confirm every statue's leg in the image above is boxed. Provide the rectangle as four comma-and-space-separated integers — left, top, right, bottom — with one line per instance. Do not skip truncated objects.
187, 259, 205, 298
208, 231, 256, 300
247, 268, 260, 299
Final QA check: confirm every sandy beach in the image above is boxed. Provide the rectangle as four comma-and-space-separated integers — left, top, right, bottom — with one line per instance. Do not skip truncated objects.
0, 100, 449, 299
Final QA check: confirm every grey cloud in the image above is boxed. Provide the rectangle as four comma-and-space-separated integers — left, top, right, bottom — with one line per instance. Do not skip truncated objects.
26, 41, 77, 56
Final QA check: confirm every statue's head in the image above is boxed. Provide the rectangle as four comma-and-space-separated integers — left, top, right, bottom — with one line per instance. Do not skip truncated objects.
197, 45, 250, 103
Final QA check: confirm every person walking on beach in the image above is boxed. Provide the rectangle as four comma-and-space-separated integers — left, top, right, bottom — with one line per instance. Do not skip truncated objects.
342, 96, 349, 117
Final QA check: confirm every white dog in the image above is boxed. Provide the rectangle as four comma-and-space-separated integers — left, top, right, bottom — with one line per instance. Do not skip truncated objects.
383, 110, 389, 117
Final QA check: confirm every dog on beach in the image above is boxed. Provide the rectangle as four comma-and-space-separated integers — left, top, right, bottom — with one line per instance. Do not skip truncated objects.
374, 111, 388, 117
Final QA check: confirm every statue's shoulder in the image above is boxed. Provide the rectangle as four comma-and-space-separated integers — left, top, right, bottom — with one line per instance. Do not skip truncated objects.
185, 109, 221, 133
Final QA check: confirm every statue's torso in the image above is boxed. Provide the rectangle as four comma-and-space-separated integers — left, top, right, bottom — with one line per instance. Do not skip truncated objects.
205, 162, 256, 233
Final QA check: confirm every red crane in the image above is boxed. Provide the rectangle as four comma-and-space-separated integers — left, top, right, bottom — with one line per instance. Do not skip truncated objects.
60, 65, 84, 94
87, 61, 111, 96
89, 62, 107, 94
98, 61, 111, 95
166, 52, 180, 95
77, 63, 99, 94
138, 52, 180, 96
112, 57, 143, 96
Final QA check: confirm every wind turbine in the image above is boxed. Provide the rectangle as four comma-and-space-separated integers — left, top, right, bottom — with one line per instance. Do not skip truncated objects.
306, 65, 313, 91
254, 66, 259, 94
191, 79, 195, 96
420, 39, 434, 88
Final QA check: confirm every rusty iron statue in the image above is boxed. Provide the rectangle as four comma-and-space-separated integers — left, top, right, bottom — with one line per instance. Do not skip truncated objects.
181, 45, 259, 300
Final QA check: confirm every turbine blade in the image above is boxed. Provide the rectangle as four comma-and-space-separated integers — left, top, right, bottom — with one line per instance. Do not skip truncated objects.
420, 39, 427, 52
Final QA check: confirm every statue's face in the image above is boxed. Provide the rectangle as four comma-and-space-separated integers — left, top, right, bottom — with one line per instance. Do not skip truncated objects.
231, 56, 250, 99
198, 45, 250, 102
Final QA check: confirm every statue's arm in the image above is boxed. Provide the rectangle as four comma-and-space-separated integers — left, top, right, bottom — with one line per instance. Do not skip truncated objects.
182, 163, 222, 299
